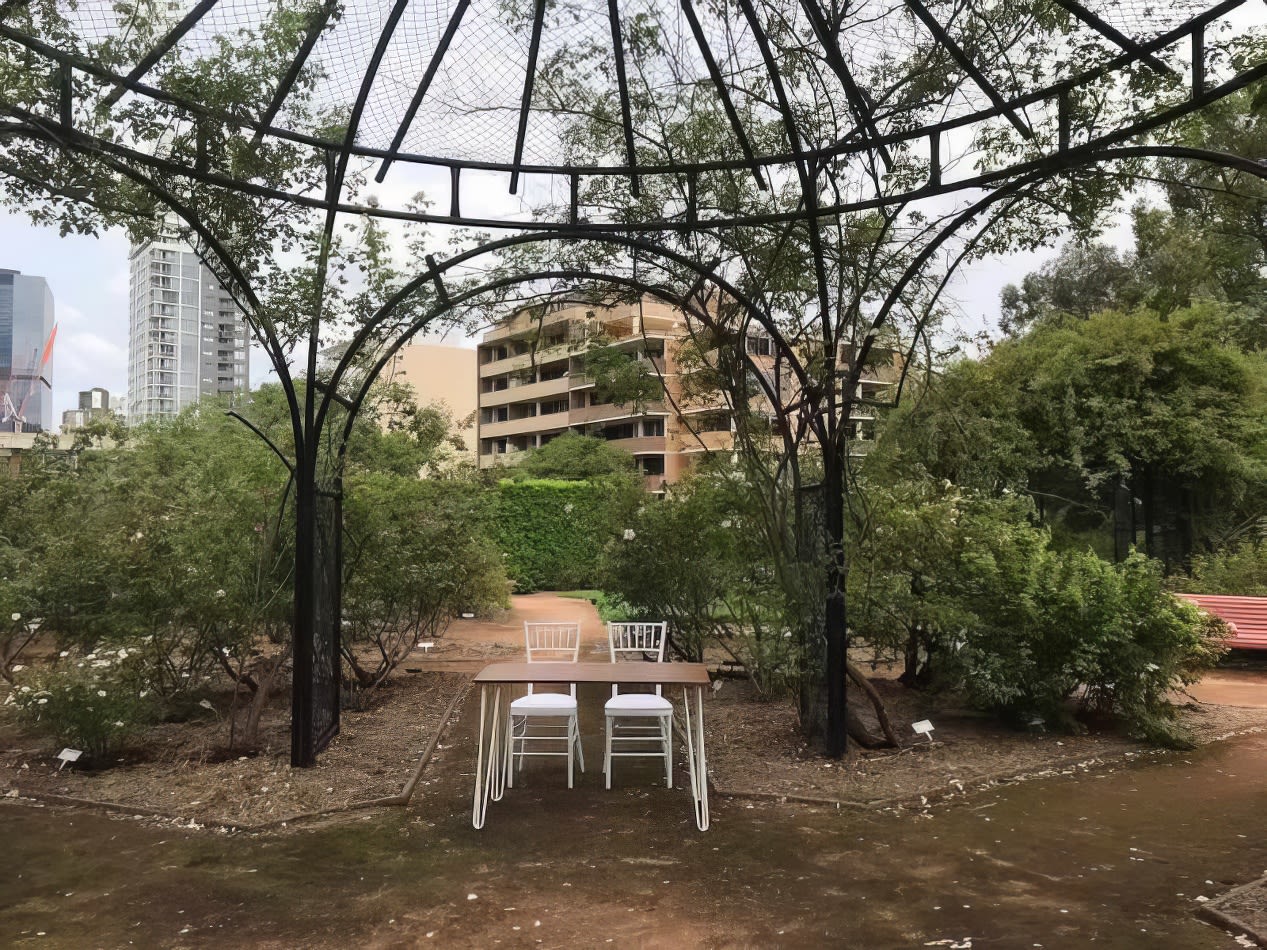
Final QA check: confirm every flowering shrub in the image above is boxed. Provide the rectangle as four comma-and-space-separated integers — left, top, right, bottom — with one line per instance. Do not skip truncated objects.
6, 645, 157, 759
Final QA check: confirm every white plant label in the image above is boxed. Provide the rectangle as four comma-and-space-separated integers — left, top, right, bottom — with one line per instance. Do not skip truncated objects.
56, 748, 83, 770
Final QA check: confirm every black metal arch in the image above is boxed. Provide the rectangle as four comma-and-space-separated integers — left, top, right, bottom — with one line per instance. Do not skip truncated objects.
0, 1, 1262, 230
333, 267, 795, 459
0, 0, 1264, 765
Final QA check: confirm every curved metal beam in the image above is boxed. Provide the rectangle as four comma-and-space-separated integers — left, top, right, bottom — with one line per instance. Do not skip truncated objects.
2, 4, 1251, 190
333, 268, 792, 462
851, 142, 1267, 395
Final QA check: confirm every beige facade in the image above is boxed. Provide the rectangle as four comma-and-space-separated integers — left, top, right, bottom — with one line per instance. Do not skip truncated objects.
476, 297, 901, 489
477, 298, 710, 491
380, 342, 478, 455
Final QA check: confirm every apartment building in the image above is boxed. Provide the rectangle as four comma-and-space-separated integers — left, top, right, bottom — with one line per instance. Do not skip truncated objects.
476, 297, 708, 490
127, 222, 250, 422
476, 296, 900, 490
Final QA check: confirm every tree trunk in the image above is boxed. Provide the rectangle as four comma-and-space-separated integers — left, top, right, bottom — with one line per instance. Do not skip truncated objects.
241, 645, 291, 750
846, 657, 900, 747
846, 705, 889, 749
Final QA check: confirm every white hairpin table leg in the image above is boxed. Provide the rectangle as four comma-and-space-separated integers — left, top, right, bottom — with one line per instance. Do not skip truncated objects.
681, 684, 710, 831
472, 684, 505, 829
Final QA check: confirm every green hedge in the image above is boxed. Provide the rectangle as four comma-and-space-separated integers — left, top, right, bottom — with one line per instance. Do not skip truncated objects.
494, 478, 636, 592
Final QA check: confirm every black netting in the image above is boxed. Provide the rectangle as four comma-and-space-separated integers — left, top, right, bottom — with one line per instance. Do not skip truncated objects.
309, 485, 342, 756
45, 0, 1227, 172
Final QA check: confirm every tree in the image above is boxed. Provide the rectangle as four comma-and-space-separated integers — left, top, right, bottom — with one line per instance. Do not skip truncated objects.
517, 432, 637, 480
999, 241, 1139, 335
893, 303, 1267, 565
341, 474, 507, 697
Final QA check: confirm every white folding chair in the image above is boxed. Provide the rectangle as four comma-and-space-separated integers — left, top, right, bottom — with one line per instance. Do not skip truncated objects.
507, 622, 585, 788
604, 621, 673, 789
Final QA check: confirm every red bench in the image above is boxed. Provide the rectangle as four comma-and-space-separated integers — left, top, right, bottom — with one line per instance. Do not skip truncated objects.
1176, 594, 1267, 651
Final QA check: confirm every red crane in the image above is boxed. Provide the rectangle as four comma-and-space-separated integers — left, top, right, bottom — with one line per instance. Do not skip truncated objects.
2, 323, 57, 431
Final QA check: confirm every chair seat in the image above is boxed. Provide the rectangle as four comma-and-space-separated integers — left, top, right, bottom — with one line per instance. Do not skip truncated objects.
605, 693, 673, 714
511, 693, 578, 716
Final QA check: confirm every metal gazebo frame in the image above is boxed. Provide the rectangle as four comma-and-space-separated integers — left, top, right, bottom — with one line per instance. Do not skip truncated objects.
1, 0, 1264, 764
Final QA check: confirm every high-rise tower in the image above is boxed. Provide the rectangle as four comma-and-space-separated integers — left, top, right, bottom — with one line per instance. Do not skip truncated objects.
0, 268, 55, 433
127, 222, 250, 422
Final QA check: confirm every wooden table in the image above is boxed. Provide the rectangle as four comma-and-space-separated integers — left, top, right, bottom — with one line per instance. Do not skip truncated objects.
470, 661, 712, 831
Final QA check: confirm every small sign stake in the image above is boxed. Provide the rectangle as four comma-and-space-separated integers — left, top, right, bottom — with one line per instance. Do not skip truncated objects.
911, 720, 935, 743
56, 748, 83, 771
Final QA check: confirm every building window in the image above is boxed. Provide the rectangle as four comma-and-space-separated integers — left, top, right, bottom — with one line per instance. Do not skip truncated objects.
602, 422, 636, 441
640, 455, 665, 476
642, 418, 664, 437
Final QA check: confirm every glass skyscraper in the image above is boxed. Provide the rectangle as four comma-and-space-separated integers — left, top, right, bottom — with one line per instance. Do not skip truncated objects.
0, 268, 55, 433
127, 223, 250, 422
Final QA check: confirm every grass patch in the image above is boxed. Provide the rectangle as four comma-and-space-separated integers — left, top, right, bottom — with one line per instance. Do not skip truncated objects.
554, 589, 633, 623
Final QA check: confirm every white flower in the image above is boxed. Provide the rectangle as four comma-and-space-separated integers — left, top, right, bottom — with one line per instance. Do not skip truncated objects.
132, 531, 144, 541
720, 519, 732, 529
623, 529, 636, 541
139, 690, 150, 699
96, 690, 107, 698
114, 721, 124, 727
214, 589, 226, 599
9, 612, 18, 621
563, 503, 574, 513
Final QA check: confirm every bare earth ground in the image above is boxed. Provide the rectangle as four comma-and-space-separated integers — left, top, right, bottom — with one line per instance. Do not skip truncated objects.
2, 592, 1266, 829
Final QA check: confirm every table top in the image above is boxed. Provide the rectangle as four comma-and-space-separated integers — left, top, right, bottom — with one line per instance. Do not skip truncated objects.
474, 660, 711, 686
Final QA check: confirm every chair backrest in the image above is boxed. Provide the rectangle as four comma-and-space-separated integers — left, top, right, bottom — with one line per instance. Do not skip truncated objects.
607, 622, 667, 663
608, 622, 667, 698
523, 622, 581, 696
524, 622, 582, 662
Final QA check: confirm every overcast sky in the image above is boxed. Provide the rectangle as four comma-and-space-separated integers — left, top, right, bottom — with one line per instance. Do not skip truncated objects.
2, 1, 1262, 426
0, 202, 1117, 424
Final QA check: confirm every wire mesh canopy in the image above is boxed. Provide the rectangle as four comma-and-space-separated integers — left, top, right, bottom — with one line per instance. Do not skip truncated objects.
2, 0, 1258, 228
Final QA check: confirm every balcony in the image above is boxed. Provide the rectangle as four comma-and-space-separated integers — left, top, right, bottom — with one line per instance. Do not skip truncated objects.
674, 429, 734, 453
479, 449, 527, 468
603, 435, 667, 455
479, 376, 569, 408
478, 343, 573, 378
480, 416, 568, 439
569, 400, 668, 426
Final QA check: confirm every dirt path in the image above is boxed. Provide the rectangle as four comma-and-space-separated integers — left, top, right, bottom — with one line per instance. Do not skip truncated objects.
5, 705, 1267, 947
1186, 668, 1267, 708
419, 594, 608, 672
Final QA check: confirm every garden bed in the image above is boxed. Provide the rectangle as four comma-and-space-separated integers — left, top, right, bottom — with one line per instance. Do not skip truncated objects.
0, 669, 470, 830
705, 676, 1267, 808
5, 608, 1267, 830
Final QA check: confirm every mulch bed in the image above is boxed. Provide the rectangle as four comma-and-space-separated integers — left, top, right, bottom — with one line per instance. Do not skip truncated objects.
5, 637, 1267, 830
0, 669, 469, 830
704, 676, 1267, 808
